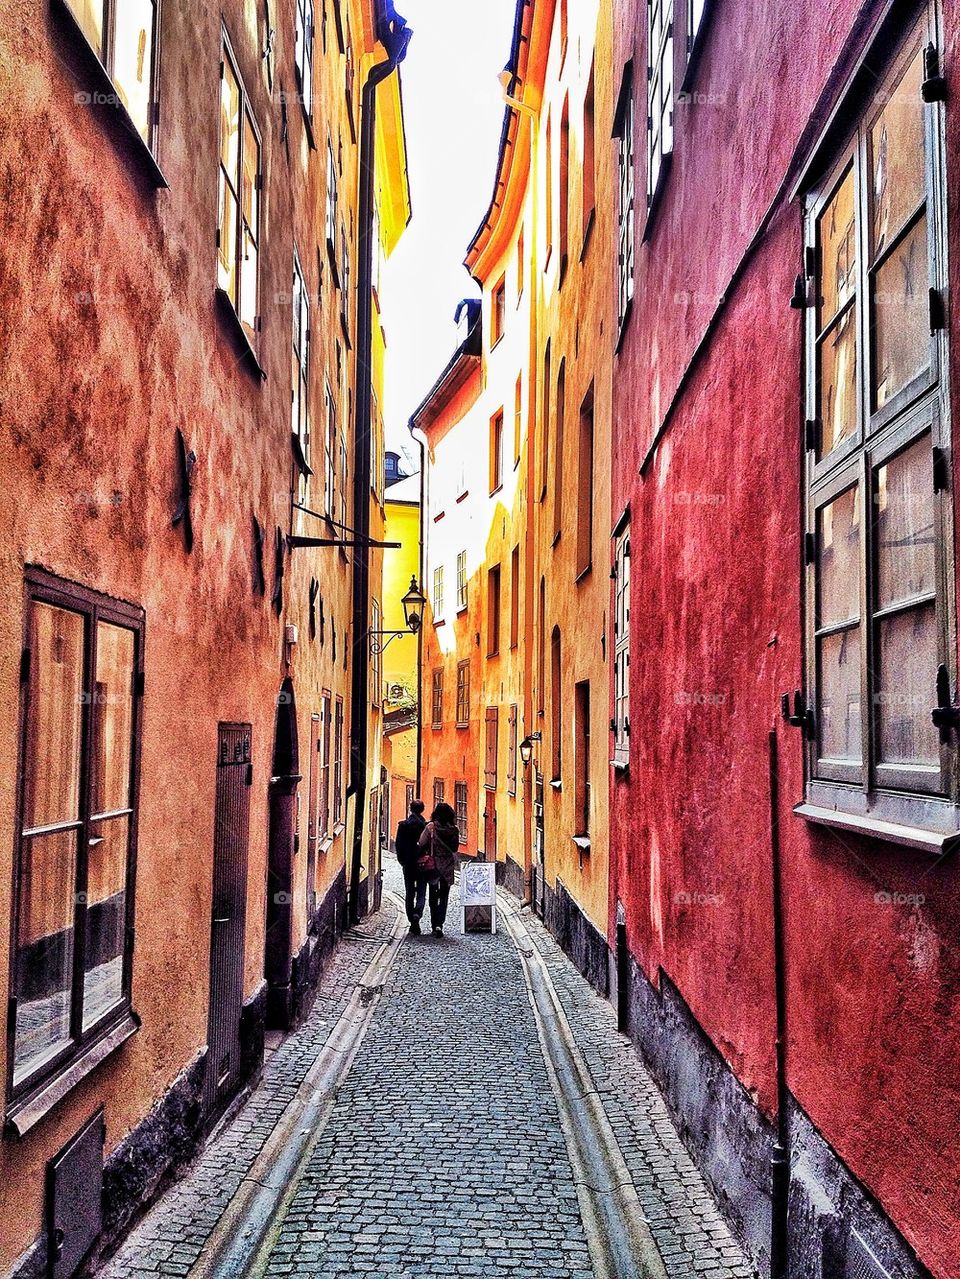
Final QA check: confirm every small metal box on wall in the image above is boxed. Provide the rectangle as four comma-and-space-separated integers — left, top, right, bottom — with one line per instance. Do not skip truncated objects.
46, 1107, 105, 1279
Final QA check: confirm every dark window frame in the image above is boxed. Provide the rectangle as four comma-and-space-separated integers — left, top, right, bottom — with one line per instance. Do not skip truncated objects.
431, 668, 444, 729
456, 660, 471, 728
507, 704, 518, 797
487, 565, 502, 657
614, 63, 636, 340
484, 707, 499, 790
217, 30, 263, 349
799, 9, 958, 847
646, 0, 675, 225
7, 569, 145, 1114
491, 277, 507, 347
454, 781, 468, 844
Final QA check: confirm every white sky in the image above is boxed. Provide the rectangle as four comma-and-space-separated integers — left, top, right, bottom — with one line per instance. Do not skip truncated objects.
380, 0, 519, 463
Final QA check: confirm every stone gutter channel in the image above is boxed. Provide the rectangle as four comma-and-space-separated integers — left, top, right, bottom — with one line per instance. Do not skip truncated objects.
188, 887, 669, 1279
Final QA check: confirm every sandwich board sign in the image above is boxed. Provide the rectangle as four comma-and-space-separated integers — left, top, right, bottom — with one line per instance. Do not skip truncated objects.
460, 861, 497, 934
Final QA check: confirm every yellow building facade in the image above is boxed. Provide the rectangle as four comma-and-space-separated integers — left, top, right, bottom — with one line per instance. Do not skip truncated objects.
417, 0, 614, 983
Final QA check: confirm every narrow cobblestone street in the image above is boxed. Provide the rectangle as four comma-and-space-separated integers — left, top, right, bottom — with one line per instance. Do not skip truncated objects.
101, 866, 754, 1279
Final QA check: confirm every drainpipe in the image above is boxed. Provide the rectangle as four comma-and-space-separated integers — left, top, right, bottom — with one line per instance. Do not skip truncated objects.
768, 728, 790, 1277
410, 424, 427, 794
347, 2, 412, 926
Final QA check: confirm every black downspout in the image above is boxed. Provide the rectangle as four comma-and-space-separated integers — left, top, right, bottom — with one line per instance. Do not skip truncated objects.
768, 728, 790, 1278
347, 3, 412, 925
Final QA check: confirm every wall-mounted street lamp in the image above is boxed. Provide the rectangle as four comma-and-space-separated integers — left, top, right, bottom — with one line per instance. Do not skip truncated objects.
369, 576, 427, 654
519, 732, 542, 767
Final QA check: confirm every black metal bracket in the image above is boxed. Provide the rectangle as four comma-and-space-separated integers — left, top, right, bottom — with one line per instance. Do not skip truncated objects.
932, 663, 960, 743
781, 690, 815, 740
287, 535, 402, 550
922, 43, 947, 102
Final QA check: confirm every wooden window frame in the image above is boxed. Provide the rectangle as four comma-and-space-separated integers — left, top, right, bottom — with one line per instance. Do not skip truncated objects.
456, 660, 471, 728
484, 707, 499, 790
57, 0, 162, 163
550, 626, 562, 783
614, 63, 636, 336
799, 9, 959, 848
576, 386, 595, 579
7, 569, 144, 1116
294, 0, 315, 122
433, 778, 445, 809
491, 277, 507, 347
510, 545, 521, 650
319, 693, 332, 842
507, 704, 518, 797
431, 668, 443, 729
574, 681, 591, 840
582, 61, 597, 249
456, 550, 468, 612
646, 0, 675, 220
559, 94, 571, 282
487, 565, 501, 657
454, 782, 468, 844
490, 409, 505, 494
217, 32, 262, 348
552, 360, 566, 544
432, 564, 445, 621
333, 696, 345, 829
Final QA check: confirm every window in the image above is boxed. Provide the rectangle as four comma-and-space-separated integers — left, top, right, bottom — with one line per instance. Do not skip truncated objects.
326, 140, 339, 274
484, 707, 499, 789
333, 697, 344, 827
647, 0, 674, 209
550, 627, 562, 781
513, 376, 523, 467
405, 782, 415, 811
340, 222, 351, 333
370, 599, 382, 708
559, 95, 571, 277
63, 0, 159, 148
432, 565, 445, 620
292, 252, 311, 505
490, 410, 505, 493
553, 360, 566, 542
456, 660, 471, 727
319, 693, 332, 841
455, 782, 468, 844
433, 778, 445, 809
574, 682, 591, 838
10, 570, 143, 1100
510, 545, 521, 649
559, 0, 568, 59
456, 550, 468, 611
688, 0, 708, 53
801, 18, 955, 842
307, 711, 320, 915
431, 668, 443, 729
508, 704, 518, 797
613, 523, 631, 767
540, 341, 551, 499
517, 229, 525, 299
577, 387, 595, 577
324, 382, 337, 518
487, 566, 501, 657
218, 39, 261, 343
294, 0, 315, 118
492, 277, 506, 346
615, 65, 636, 329
583, 62, 596, 240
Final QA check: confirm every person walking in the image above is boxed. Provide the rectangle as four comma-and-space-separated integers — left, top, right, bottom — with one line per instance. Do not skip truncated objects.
395, 799, 427, 934
417, 802, 460, 937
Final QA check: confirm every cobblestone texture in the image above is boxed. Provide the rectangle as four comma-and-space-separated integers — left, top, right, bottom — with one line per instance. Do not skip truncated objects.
100, 862, 757, 1279
517, 898, 757, 1279
100, 902, 399, 1279
261, 866, 593, 1278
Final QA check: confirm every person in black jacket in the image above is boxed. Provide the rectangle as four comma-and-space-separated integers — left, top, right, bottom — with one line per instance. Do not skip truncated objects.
395, 799, 427, 934
417, 802, 460, 937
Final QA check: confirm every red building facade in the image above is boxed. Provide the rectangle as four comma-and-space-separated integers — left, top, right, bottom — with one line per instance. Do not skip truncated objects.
610, 1, 960, 1277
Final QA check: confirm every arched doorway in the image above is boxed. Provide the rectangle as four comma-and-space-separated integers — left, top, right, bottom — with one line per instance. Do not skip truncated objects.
265, 679, 301, 1028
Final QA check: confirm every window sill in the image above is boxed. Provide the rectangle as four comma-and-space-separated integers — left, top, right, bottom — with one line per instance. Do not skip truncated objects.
616, 297, 634, 355
794, 803, 960, 857
456, 604, 468, 616
550, 779, 562, 791
53, 0, 168, 189
215, 289, 266, 381
319, 835, 335, 855
551, 530, 561, 549
431, 722, 442, 731
333, 822, 345, 837
612, 758, 629, 774
572, 835, 591, 853
7, 1011, 140, 1139
456, 722, 469, 730
433, 618, 446, 628
491, 333, 505, 351
299, 96, 317, 151
575, 563, 592, 585
490, 484, 504, 498
456, 491, 470, 504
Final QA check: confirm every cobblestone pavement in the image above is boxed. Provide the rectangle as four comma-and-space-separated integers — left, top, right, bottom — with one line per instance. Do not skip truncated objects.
102, 863, 756, 1279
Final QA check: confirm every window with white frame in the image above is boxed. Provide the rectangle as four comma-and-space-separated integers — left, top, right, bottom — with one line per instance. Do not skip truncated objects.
294, 0, 315, 118
64, 0, 159, 147
613, 524, 631, 766
291, 252, 311, 504
433, 565, 445, 620
454, 782, 468, 843
326, 140, 339, 272
615, 67, 636, 331
800, 13, 955, 843
647, 0, 674, 208
218, 38, 261, 343
324, 382, 336, 518
456, 550, 468, 611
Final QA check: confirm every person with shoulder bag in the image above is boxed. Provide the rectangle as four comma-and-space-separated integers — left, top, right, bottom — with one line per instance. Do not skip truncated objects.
395, 799, 427, 934
417, 802, 460, 937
